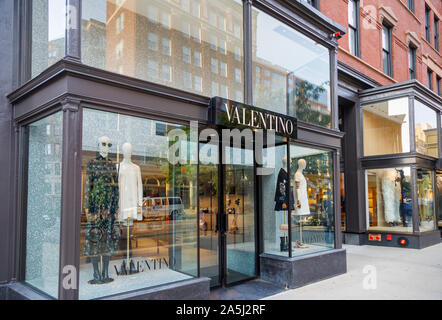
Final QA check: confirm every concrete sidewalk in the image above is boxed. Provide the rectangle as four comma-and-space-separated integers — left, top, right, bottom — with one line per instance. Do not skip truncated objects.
265, 242, 442, 300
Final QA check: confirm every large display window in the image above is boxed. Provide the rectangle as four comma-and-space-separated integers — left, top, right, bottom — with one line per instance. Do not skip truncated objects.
365, 167, 413, 233
414, 100, 438, 158
417, 169, 436, 232
81, 0, 244, 102
261, 140, 335, 258
79, 108, 197, 300
252, 7, 332, 128
437, 172, 442, 228
24, 112, 63, 299
289, 145, 335, 256
362, 98, 410, 156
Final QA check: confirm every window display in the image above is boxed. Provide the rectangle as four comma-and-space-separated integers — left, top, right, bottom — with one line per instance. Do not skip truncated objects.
414, 100, 438, 158
365, 168, 413, 233
290, 146, 335, 256
362, 98, 410, 156
261, 137, 289, 256
417, 169, 436, 232
437, 173, 442, 228
25, 112, 63, 299
80, 108, 197, 300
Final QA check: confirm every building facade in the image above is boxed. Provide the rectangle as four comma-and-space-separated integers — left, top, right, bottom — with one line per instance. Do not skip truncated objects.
317, 0, 442, 246
0, 0, 440, 301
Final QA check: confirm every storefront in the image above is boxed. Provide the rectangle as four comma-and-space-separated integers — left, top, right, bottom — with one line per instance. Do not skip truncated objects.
3, 0, 348, 300
338, 77, 442, 248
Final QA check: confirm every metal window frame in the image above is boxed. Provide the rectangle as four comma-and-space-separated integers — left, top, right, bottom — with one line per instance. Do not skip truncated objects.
409, 45, 416, 80
407, 0, 414, 13
382, 23, 393, 78
425, 5, 431, 43
434, 17, 439, 52
348, 0, 361, 58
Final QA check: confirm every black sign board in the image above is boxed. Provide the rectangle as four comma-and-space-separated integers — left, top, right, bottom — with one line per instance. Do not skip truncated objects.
209, 97, 298, 139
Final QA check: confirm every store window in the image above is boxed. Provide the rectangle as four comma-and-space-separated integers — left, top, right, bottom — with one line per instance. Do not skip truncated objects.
414, 100, 438, 158
81, 0, 244, 102
437, 173, 442, 228
417, 169, 436, 232
382, 23, 393, 77
261, 137, 289, 257
365, 168, 413, 233
79, 108, 197, 300
362, 98, 410, 156
31, 0, 66, 78
25, 112, 63, 299
261, 140, 335, 257
252, 8, 332, 128
289, 145, 335, 256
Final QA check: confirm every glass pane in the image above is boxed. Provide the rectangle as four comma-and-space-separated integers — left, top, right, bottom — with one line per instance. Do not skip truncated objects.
417, 169, 436, 232
290, 145, 334, 257
362, 98, 410, 156
79, 108, 197, 300
349, 28, 356, 55
382, 26, 389, 51
32, 0, 66, 77
224, 146, 256, 284
414, 100, 438, 157
365, 168, 413, 233
199, 143, 220, 287
437, 173, 442, 229
25, 112, 63, 299
81, 0, 244, 102
340, 173, 346, 231
261, 137, 289, 256
348, 0, 356, 27
252, 8, 331, 127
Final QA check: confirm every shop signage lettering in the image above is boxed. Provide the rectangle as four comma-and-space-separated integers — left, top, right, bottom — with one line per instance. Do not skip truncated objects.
210, 97, 298, 139
114, 257, 176, 276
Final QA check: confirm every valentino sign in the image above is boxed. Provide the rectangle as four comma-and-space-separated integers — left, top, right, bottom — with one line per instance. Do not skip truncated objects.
209, 97, 298, 139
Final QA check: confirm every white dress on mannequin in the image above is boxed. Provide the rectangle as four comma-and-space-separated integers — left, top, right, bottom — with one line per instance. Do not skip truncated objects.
118, 144, 143, 221
294, 171, 310, 216
382, 171, 401, 224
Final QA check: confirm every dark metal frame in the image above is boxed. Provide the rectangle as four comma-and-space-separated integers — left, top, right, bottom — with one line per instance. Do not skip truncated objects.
357, 81, 442, 239
348, 0, 361, 58
7, 0, 346, 299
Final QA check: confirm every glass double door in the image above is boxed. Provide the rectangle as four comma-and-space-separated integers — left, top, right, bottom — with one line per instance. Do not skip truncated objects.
199, 144, 257, 287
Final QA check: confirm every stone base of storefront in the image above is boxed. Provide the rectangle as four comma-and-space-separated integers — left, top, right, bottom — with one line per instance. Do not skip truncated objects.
1, 277, 211, 300
343, 232, 366, 245
360, 230, 441, 249
259, 249, 347, 289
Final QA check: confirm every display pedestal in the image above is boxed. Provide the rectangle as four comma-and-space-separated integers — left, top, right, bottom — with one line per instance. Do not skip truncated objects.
260, 249, 347, 289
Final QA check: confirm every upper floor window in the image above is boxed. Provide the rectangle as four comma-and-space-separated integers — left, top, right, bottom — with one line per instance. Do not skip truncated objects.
348, 0, 359, 56
408, 45, 416, 80
382, 23, 393, 77
302, 0, 318, 9
425, 6, 431, 43
428, 69, 433, 91
437, 76, 441, 96
435, 17, 439, 52
407, 0, 414, 13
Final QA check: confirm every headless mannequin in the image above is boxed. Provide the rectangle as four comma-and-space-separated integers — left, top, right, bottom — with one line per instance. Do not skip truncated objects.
294, 159, 310, 248
382, 169, 401, 225
118, 143, 142, 274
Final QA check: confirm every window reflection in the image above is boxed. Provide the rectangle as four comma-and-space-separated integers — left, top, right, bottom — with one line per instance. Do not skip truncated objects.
252, 8, 331, 127
414, 100, 438, 158
82, 0, 244, 101
417, 169, 436, 232
80, 108, 197, 300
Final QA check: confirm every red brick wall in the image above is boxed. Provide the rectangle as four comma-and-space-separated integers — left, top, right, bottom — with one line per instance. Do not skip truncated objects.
320, 0, 442, 94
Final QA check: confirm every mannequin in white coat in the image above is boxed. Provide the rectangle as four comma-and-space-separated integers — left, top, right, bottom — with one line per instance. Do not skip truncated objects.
118, 143, 143, 222
294, 159, 310, 248
118, 143, 143, 274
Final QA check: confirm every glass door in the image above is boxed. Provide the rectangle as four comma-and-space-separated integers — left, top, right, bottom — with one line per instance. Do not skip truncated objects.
222, 146, 256, 285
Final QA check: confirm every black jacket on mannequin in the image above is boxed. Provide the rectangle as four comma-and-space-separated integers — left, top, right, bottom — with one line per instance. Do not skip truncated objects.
274, 168, 294, 211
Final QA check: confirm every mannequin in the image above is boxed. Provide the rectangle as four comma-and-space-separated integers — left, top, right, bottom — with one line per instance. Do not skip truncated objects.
84, 136, 120, 285
274, 157, 295, 252
382, 169, 401, 226
294, 159, 310, 248
118, 142, 143, 275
